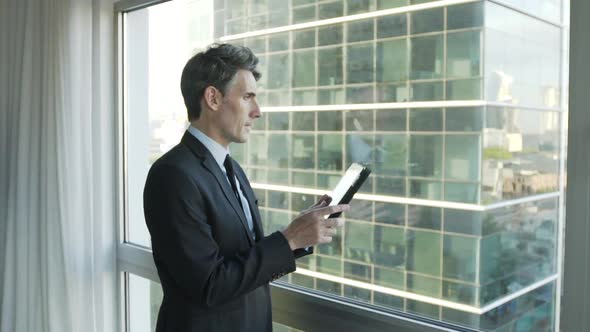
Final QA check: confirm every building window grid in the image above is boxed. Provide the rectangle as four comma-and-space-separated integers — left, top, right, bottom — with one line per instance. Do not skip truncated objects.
121, 0, 564, 330
257, 190, 555, 297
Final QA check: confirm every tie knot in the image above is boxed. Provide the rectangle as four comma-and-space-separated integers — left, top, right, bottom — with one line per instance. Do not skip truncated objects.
224, 154, 233, 169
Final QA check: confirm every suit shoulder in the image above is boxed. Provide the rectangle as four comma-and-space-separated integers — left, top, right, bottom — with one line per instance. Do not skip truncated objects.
148, 144, 198, 178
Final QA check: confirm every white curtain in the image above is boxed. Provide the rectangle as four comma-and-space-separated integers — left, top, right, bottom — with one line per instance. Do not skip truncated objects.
0, 0, 117, 331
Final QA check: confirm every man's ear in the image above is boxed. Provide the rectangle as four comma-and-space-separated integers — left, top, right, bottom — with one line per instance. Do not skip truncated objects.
203, 86, 222, 111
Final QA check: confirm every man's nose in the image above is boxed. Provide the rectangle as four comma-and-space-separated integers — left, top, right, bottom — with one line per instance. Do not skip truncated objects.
251, 101, 261, 118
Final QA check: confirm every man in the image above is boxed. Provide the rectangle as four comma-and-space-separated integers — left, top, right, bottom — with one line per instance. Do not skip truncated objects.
143, 43, 349, 332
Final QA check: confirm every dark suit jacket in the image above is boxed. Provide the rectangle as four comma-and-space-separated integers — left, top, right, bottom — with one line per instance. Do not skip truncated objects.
143, 132, 308, 332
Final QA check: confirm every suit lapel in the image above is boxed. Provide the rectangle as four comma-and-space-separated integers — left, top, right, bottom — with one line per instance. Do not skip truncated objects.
182, 132, 255, 245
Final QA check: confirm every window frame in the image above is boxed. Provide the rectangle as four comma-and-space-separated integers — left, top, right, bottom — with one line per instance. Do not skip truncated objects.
113, 1, 588, 332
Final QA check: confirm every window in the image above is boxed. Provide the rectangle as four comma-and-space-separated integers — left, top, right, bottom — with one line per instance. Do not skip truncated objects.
118, 0, 569, 331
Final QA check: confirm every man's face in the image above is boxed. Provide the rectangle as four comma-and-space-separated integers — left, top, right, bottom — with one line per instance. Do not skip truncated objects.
217, 69, 261, 146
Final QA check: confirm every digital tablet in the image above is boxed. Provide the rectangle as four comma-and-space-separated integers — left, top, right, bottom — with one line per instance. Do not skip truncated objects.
328, 163, 371, 218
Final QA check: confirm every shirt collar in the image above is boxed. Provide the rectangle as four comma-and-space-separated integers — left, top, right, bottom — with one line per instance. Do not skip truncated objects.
187, 125, 229, 169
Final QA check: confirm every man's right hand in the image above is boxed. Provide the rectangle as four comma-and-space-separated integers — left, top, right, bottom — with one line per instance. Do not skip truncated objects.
281, 202, 349, 250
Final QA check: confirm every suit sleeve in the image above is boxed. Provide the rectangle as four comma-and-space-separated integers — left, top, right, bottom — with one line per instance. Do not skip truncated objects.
143, 163, 296, 308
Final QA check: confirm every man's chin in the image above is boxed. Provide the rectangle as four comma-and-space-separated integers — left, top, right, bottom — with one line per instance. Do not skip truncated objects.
233, 136, 248, 144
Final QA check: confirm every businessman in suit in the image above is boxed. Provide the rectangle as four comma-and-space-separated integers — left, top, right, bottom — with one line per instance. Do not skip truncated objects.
143, 44, 349, 332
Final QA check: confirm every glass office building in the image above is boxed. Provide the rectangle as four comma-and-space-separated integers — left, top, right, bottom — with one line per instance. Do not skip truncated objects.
125, 0, 566, 331
216, 1, 564, 330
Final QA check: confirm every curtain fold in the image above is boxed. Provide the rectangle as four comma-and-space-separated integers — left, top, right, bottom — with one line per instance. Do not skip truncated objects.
0, 0, 117, 331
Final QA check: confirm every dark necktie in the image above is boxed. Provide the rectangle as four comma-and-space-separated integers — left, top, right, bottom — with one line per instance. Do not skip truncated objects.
223, 155, 241, 206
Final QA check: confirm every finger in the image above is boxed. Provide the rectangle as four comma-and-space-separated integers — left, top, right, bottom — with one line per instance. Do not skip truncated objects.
322, 228, 337, 237
323, 218, 344, 228
313, 204, 350, 217
311, 194, 330, 208
319, 235, 333, 243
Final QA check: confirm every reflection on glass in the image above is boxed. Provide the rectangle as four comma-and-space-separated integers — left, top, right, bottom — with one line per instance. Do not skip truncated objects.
318, 25, 343, 46
347, 44, 374, 83
377, 13, 407, 38
445, 134, 480, 181
293, 51, 316, 87
410, 7, 443, 34
406, 230, 441, 276
318, 134, 343, 171
293, 29, 315, 49
292, 134, 315, 168
377, 39, 408, 82
410, 35, 443, 79
268, 134, 290, 168
319, 47, 343, 86
445, 107, 483, 132
409, 135, 443, 177
376, 109, 406, 131
447, 1, 484, 30
319, 1, 343, 19
346, 134, 374, 166
293, 5, 316, 24
411, 81, 443, 101
410, 108, 442, 132
443, 235, 477, 282
347, 19, 374, 43
127, 1, 565, 329
268, 53, 290, 89
292, 112, 315, 131
447, 31, 481, 78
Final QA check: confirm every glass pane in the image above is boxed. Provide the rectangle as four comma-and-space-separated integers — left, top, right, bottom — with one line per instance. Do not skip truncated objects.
269, 32, 289, 52
411, 81, 443, 101
447, 31, 481, 78
445, 107, 483, 132
347, 19, 374, 43
268, 134, 290, 168
377, 39, 408, 82
410, 8, 443, 34
268, 53, 290, 89
378, 0, 407, 10
346, 110, 374, 131
375, 134, 407, 176
409, 135, 443, 177
347, 44, 374, 84
318, 111, 343, 131
407, 205, 441, 230
293, 29, 316, 49
347, 0, 375, 15
443, 235, 477, 282
318, 25, 343, 46
292, 112, 315, 131
269, 112, 289, 130
445, 134, 480, 181
318, 134, 344, 171
376, 109, 406, 131
377, 13, 407, 38
126, 1, 566, 330
410, 35, 443, 79
129, 274, 162, 332
406, 230, 441, 276
293, 51, 316, 87
292, 134, 315, 168
447, 1, 484, 30
318, 47, 343, 86
409, 108, 442, 131
293, 5, 316, 24
319, 1, 344, 19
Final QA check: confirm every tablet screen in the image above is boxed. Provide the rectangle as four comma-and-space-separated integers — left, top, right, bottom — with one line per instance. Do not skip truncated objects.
329, 163, 367, 206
